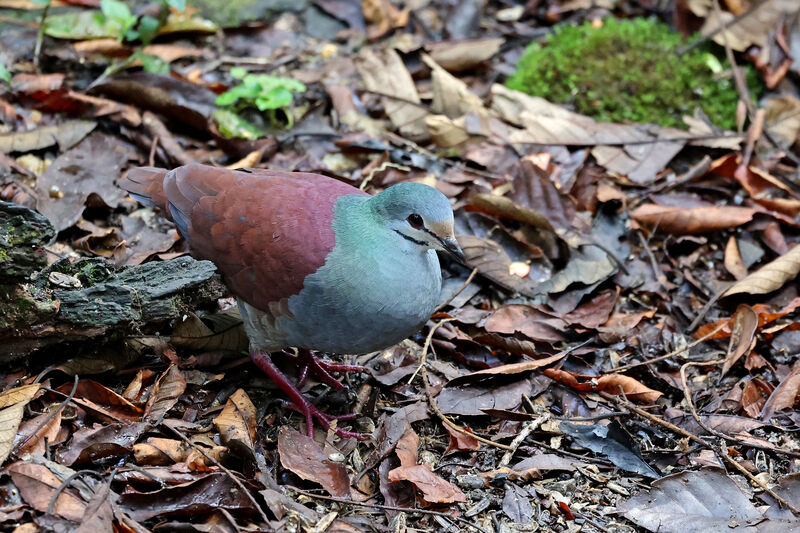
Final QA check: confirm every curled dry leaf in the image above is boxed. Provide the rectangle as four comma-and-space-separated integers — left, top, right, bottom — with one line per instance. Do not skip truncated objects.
695, 296, 800, 339
724, 236, 748, 280
467, 193, 554, 233
760, 360, 800, 421
0, 403, 26, 466
543, 368, 662, 403
388, 464, 467, 504
144, 365, 186, 424
631, 204, 756, 235
213, 388, 257, 457
721, 304, 758, 377
724, 244, 800, 297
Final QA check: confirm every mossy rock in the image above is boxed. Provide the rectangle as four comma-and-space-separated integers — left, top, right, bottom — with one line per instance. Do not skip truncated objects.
506, 17, 761, 129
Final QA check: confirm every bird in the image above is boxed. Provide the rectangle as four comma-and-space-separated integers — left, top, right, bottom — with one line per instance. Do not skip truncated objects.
120, 164, 463, 440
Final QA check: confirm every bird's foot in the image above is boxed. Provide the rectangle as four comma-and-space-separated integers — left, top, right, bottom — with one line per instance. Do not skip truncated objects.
251, 351, 368, 441
284, 349, 364, 390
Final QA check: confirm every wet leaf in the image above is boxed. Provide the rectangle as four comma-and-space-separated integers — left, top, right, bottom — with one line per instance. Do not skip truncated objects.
7, 461, 89, 521
57, 422, 147, 466
117, 472, 259, 521
277, 427, 351, 498
561, 421, 658, 478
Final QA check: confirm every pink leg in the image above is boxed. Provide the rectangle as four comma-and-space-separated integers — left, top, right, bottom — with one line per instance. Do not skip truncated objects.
251, 351, 368, 441
282, 349, 364, 390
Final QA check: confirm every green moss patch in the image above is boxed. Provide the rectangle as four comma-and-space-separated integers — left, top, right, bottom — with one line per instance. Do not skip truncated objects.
506, 17, 760, 129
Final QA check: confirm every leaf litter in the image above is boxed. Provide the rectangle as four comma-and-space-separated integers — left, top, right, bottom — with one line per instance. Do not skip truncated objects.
2, 1, 800, 532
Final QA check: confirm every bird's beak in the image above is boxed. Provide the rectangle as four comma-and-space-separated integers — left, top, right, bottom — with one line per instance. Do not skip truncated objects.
441, 236, 465, 263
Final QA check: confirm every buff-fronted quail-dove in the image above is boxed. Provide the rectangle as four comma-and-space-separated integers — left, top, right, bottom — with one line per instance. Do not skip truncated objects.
120, 164, 463, 439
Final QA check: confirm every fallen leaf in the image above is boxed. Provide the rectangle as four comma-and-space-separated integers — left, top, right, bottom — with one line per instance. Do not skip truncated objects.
444, 425, 481, 455
695, 296, 800, 339
0, 120, 95, 154
213, 389, 256, 459
561, 421, 658, 478
631, 204, 756, 235
618, 468, 769, 531
117, 472, 259, 521
7, 461, 88, 521
0, 403, 26, 466
277, 427, 351, 498
144, 365, 186, 424
484, 304, 567, 343
388, 464, 466, 504
426, 38, 505, 72
724, 244, 800, 297
724, 236, 748, 280
395, 427, 419, 467
761, 360, 800, 421
543, 369, 663, 403
721, 305, 758, 377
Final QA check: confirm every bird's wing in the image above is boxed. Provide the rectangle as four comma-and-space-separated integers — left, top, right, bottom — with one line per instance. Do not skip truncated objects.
122, 164, 367, 309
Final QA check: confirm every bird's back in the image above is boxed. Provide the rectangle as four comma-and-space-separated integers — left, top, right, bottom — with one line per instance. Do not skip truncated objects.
120, 164, 368, 310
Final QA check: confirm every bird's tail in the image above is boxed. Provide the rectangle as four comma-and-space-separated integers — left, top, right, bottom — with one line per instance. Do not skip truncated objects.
119, 167, 170, 212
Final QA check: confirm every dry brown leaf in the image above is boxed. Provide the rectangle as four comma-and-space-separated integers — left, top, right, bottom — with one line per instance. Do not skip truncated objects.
144, 365, 187, 424
694, 0, 799, 50
543, 368, 663, 403
695, 296, 800, 339
0, 403, 26, 466
0, 383, 40, 409
444, 425, 481, 455
13, 410, 62, 457
724, 236, 748, 280
760, 360, 800, 421
7, 462, 87, 521
278, 427, 351, 498
425, 38, 505, 72
448, 351, 569, 387
721, 304, 758, 377
631, 204, 756, 234
484, 304, 567, 343
0, 120, 95, 154
725, 244, 800, 297
213, 388, 256, 454
395, 428, 419, 467
467, 193, 555, 233
388, 464, 466, 504
422, 53, 486, 118
356, 48, 428, 141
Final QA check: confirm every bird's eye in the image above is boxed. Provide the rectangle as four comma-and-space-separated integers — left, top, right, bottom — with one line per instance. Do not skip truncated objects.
407, 213, 424, 229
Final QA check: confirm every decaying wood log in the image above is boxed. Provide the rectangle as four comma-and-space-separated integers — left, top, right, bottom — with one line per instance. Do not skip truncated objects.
0, 201, 226, 362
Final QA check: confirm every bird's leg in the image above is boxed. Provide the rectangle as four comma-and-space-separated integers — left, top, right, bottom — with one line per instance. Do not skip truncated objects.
250, 351, 367, 441
296, 349, 363, 390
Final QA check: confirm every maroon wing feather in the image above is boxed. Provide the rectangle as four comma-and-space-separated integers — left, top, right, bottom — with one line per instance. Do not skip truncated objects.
121, 164, 367, 309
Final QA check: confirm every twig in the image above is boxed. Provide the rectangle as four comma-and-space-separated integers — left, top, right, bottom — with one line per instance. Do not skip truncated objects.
435, 267, 478, 312
687, 289, 726, 333
408, 318, 455, 385
162, 423, 271, 524
498, 413, 550, 467
718, 441, 800, 515
48, 469, 105, 514
286, 485, 489, 533
33, 1, 51, 70
16, 374, 78, 453
609, 322, 726, 373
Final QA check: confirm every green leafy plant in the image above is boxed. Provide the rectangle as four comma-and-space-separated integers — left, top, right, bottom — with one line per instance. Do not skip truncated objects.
214, 68, 307, 136
506, 17, 761, 129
